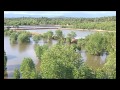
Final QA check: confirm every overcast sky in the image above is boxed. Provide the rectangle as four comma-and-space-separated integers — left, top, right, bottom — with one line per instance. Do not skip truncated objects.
4, 11, 116, 18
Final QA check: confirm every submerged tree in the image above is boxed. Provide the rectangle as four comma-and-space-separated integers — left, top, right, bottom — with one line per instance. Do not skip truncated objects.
40, 44, 95, 79
34, 44, 48, 60
66, 37, 71, 44
18, 32, 30, 44
55, 30, 63, 39
67, 31, 76, 39
4, 50, 7, 71
10, 32, 18, 44
103, 51, 116, 79
85, 32, 106, 55
20, 57, 37, 79
13, 68, 20, 79
33, 34, 41, 43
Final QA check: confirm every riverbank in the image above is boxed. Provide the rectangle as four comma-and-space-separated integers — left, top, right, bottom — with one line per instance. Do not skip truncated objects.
60, 28, 116, 32
13, 30, 40, 35
10, 28, 116, 32
5, 25, 116, 32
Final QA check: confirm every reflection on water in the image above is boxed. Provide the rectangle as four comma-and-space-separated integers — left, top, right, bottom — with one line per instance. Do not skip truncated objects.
4, 36, 39, 78
4, 29, 107, 78
7, 55, 17, 60
80, 50, 107, 70
18, 43, 30, 53
27, 29, 95, 38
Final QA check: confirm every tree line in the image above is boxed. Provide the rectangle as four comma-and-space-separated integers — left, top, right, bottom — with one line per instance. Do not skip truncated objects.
4, 16, 116, 31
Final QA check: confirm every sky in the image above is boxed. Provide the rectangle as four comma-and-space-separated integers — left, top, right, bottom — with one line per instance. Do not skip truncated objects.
4, 11, 116, 18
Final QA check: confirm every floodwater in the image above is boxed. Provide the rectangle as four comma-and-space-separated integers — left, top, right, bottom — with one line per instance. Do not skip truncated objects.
4, 28, 107, 78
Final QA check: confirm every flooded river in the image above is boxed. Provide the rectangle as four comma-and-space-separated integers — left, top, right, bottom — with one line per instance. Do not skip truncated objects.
4, 28, 107, 78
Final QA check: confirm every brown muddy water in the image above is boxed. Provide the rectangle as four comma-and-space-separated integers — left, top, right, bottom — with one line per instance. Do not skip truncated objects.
4, 29, 107, 78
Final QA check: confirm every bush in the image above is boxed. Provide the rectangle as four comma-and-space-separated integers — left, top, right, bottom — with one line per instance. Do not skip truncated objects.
20, 58, 36, 79
13, 68, 20, 79
40, 44, 83, 79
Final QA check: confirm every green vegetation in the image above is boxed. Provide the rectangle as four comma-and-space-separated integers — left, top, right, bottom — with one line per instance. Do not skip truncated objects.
34, 44, 48, 60
13, 68, 20, 79
20, 58, 37, 79
5, 30, 116, 79
4, 17, 116, 79
76, 39, 85, 50
4, 29, 14, 36
95, 51, 116, 79
66, 37, 71, 44
4, 50, 7, 71
33, 34, 41, 43
42, 31, 53, 43
18, 32, 30, 44
85, 33, 105, 55
4, 16, 116, 31
10, 32, 18, 44
55, 30, 63, 39
40, 44, 94, 79
67, 31, 76, 39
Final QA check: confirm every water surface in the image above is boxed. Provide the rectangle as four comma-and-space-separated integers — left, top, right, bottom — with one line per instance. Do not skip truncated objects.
4, 28, 107, 78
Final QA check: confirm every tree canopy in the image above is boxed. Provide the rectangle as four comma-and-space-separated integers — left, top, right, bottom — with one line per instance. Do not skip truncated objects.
4, 16, 116, 31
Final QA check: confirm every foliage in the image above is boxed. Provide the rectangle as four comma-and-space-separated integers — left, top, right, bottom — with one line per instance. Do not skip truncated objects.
40, 44, 85, 79
66, 37, 71, 44
95, 69, 108, 79
95, 50, 116, 79
77, 39, 85, 47
18, 32, 30, 43
103, 51, 116, 79
20, 57, 36, 79
55, 30, 63, 39
34, 44, 48, 60
33, 34, 41, 43
13, 68, 20, 79
10, 32, 18, 44
4, 30, 14, 36
47, 31, 53, 40
73, 64, 95, 79
103, 32, 116, 53
67, 31, 76, 39
4, 16, 116, 31
4, 50, 7, 71
85, 32, 106, 55
42, 31, 53, 42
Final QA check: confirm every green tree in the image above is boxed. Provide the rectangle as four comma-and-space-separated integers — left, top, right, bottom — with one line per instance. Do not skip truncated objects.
73, 64, 95, 79
4, 50, 7, 71
34, 44, 48, 60
103, 51, 116, 79
18, 32, 30, 43
33, 34, 41, 43
55, 30, 63, 39
40, 44, 83, 79
85, 32, 105, 55
10, 32, 18, 44
66, 37, 71, 44
47, 31, 53, 39
13, 68, 20, 79
20, 57, 36, 79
